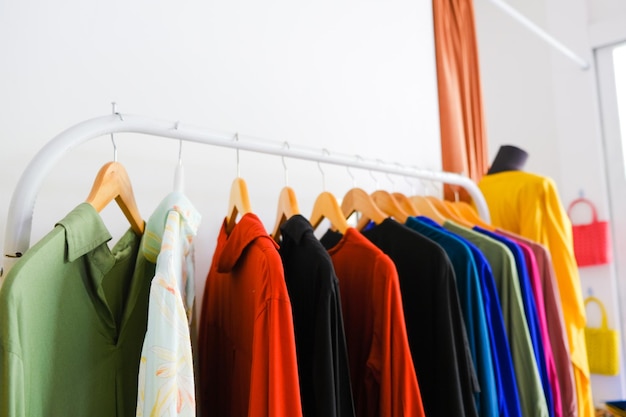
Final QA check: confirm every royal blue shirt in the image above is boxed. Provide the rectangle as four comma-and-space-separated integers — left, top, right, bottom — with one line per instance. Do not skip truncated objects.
474, 227, 554, 417
406, 217, 497, 417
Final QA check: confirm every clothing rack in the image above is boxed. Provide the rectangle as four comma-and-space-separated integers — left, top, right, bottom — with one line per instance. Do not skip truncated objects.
1, 113, 490, 276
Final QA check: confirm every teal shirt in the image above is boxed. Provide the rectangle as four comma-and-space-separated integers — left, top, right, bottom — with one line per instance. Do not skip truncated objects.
443, 221, 548, 417
0, 203, 155, 417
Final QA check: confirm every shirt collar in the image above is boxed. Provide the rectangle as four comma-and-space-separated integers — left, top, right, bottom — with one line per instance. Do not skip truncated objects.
362, 217, 401, 234
217, 213, 277, 273
320, 227, 364, 254
279, 215, 312, 245
141, 191, 201, 263
56, 203, 113, 262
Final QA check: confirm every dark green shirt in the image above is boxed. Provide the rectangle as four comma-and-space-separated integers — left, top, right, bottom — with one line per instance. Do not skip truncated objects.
0, 203, 154, 417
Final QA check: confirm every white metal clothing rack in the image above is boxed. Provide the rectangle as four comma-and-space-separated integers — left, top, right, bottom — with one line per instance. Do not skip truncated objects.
1, 113, 490, 276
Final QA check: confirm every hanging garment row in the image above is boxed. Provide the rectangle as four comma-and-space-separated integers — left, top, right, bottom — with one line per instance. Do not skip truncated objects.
1, 158, 576, 417
0, 116, 584, 417
0, 155, 447, 417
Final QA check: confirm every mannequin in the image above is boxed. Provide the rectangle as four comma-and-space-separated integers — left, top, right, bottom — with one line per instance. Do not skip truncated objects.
487, 145, 528, 174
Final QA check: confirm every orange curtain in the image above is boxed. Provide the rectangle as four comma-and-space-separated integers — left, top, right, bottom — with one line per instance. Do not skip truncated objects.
433, 0, 488, 202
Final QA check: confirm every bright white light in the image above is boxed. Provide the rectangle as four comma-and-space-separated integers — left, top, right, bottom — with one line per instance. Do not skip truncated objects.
613, 44, 626, 178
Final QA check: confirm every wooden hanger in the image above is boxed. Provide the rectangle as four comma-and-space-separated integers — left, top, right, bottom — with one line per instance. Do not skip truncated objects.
271, 186, 301, 242
370, 190, 410, 224
410, 195, 447, 225
452, 201, 494, 230
426, 196, 474, 227
444, 200, 466, 218
341, 187, 387, 230
226, 177, 252, 234
86, 161, 145, 235
391, 192, 420, 216
310, 191, 349, 234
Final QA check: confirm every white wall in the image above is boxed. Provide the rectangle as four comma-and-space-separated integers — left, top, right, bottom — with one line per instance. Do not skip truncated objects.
587, 0, 626, 26
475, 0, 626, 403
474, 0, 560, 178
0, 1, 440, 305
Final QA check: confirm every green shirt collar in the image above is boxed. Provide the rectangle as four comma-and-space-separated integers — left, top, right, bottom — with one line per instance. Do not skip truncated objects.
56, 203, 113, 263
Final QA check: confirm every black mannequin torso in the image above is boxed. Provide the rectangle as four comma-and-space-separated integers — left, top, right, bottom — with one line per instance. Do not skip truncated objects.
487, 145, 528, 174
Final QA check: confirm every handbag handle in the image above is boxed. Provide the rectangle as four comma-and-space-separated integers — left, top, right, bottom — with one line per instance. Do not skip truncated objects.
585, 296, 610, 329
567, 198, 599, 225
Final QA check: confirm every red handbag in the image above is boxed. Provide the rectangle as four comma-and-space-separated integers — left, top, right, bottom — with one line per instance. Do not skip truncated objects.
567, 198, 612, 267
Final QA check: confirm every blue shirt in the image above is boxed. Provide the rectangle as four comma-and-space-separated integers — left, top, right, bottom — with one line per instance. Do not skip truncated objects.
406, 217, 497, 417
416, 217, 521, 417
474, 227, 554, 417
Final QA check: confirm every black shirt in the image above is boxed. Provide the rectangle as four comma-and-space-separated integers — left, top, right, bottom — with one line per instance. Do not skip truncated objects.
279, 215, 355, 417
322, 219, 479, 417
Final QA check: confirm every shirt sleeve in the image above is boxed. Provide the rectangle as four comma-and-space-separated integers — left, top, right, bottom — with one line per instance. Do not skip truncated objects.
374, 256, 425, 417
502, 251, 549, 417
0, 346, 25, 417
313, 276, 355, 417
518, 181, 548, 243
543, 180, 585, 326
249, 297, 303, 417
439, 260, 480, 417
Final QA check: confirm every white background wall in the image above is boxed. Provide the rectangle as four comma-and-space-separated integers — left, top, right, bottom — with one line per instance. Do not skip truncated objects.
0, 1, 441, 309
475, 0, 626, 404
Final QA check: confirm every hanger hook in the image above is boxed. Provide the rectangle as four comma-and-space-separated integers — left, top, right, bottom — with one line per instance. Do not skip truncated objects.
368, 159, 384, 189
453, 187, 460, 202
346, 165, 356, 188
172, 123, 185, 192
422, 178, 438, 196
173, 122, 183, 164
317, 148, 330, 190
281, 141, 290, 186
351, 154, 367, 188
110, 134, 118, 162
375, 159, 392, 190
396, 162, 415, 195
232, 132, 241, 177
435, 180, 444, 198
368, 170, 379, 189
109, 102, 122, 162
412, 166, 431, 195
382, 165, 395, 191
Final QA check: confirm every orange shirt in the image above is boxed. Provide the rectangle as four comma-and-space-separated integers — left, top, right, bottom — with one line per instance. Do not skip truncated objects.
198, 213, 303, 417
321, 228, 425, 417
